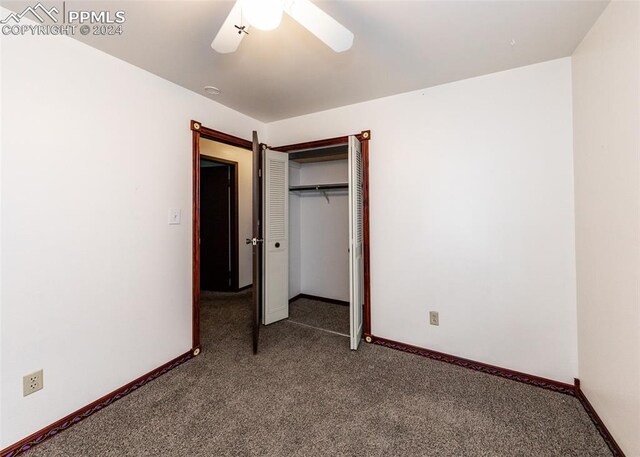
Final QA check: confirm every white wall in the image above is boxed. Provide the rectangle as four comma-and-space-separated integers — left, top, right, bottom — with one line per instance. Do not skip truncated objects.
289, 160, 349, 301
289, 163, 302, 298
0, 28, 4, 447
572, 2, 640, 455
268, 58, 578, 384
200, 139, 253, 289
0, 18, 263, 448
293, 160, 349, 301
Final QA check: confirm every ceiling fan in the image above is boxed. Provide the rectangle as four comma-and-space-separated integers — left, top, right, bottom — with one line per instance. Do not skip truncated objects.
211, 0, 354, 54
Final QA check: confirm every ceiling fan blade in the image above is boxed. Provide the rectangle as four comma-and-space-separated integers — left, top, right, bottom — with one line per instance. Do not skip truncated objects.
284, 0, 354, 53
211, 0, 248, 54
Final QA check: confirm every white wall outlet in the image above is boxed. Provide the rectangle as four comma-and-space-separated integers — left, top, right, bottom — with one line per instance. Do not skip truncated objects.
168, 208, 181, 225
429, 311, 439, 326
23, 369, 43, 396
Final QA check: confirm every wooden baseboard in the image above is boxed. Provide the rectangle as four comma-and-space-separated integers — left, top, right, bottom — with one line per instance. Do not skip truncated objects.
1, 349, 197, 457
372, 335, 625, 454
289, 293, 349, 307
3, 339, 625, 457
367, 335, 576, 395
575, 379, 625, 456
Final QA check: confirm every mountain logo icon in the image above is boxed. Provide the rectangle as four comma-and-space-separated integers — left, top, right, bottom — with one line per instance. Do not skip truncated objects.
0, 3, 59, 24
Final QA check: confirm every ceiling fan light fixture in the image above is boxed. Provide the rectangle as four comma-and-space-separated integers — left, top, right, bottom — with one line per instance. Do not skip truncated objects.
242, 0, 283, 31
212, 0, 354, 54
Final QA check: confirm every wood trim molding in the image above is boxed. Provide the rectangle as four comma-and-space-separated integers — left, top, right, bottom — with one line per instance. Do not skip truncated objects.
275, 130, 372, 336
370, 335, 625, 454
271, 130, 371, 152
368, 335, 576, 395
191, 120, 253, 349
1, 350, 196, 457
361, 136, 371, 336
358, 130, 371, 141
271, 136, 348, 152
575, 379, 626, 456
191, 120, 252, 150
192, 128, 201, 349
289, 293, 349, 307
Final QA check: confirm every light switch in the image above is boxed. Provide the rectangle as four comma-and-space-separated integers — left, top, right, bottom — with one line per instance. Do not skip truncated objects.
168, 209, 181, 225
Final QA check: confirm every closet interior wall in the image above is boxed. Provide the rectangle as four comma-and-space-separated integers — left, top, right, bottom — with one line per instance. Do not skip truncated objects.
289, 159, 349, 302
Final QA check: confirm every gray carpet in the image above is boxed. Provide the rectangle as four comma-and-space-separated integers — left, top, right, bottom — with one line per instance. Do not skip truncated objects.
26, 290, 611, 456
289, 297, 350, 336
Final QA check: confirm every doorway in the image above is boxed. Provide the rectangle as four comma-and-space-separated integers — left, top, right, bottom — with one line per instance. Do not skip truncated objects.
190, 122, 255, 351
190, 120, 371, 355
264, 136, 365, 349
200, 157, 238, 292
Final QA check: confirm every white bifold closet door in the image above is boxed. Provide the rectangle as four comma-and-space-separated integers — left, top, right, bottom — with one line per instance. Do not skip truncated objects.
348, 136, 364, 350
262, 148, 289, 325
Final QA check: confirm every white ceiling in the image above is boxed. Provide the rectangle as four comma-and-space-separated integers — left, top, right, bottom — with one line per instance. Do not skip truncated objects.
4, 1, 608, 121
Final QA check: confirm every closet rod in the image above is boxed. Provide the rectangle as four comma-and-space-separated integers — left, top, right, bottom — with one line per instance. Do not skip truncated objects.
289, 183, 348, 192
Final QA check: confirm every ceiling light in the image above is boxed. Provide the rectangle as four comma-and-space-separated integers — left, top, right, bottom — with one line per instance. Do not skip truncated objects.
242, 0, 283, 31
204, 86, 221, 95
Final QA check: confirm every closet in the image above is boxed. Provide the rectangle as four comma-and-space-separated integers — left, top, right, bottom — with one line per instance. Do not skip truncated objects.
261, 136, 364, 350
190, 121, 369, 354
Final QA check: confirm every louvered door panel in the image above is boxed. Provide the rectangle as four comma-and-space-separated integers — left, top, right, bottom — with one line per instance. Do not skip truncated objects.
263, 149, 289, 325
348, 136, 364, 350
268, 159, 286, 239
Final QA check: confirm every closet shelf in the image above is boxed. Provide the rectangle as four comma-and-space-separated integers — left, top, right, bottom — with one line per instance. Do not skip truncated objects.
289, 183, 348, 192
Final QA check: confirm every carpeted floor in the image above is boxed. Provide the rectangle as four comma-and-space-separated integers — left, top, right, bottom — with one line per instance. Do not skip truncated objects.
289, 297, 350, 336
26, 290, 611, 456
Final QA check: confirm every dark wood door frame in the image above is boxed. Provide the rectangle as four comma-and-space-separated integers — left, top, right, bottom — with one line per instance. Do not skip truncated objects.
191, 121, 372, 351
200, 156, 240, 292
191, 120, 253, 352
271, 130, 372, 339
